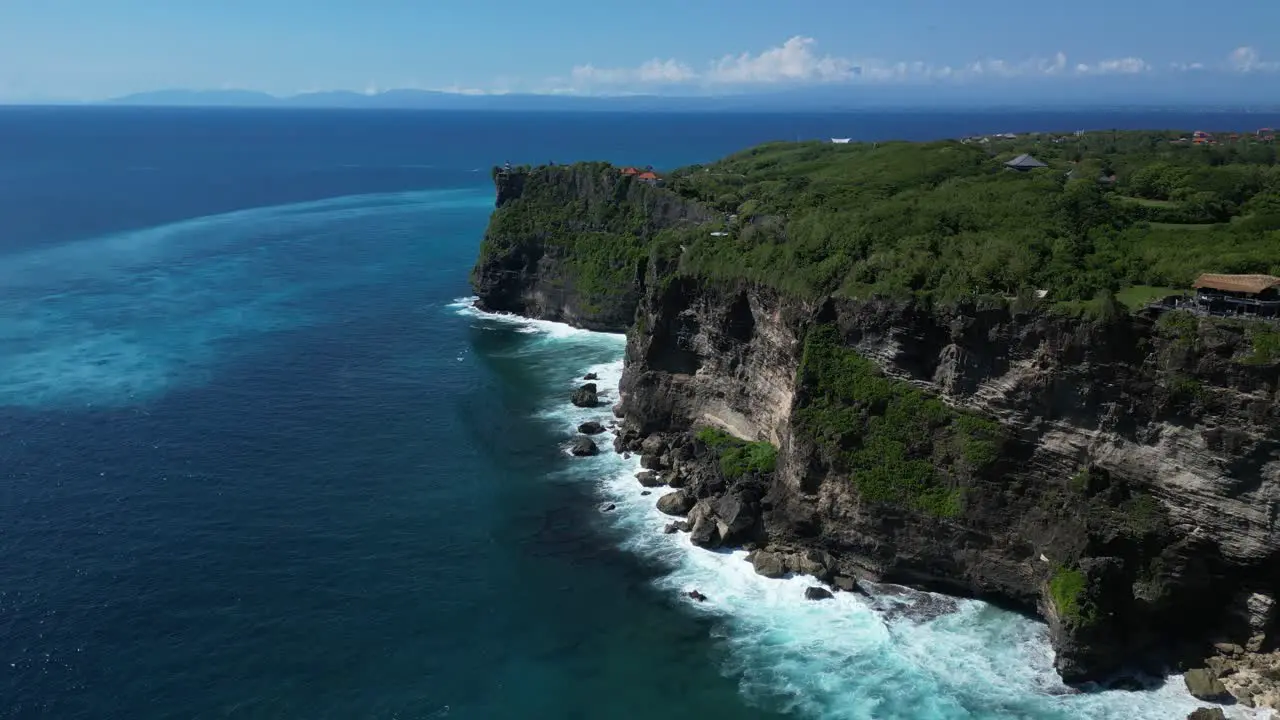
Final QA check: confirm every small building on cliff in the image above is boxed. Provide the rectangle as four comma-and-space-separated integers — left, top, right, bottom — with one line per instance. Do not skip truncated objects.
1192, 273, 1280, 317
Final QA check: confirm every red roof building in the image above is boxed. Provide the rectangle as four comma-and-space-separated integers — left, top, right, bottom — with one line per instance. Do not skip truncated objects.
620, 167, 640, 176
636, 171, 659, 181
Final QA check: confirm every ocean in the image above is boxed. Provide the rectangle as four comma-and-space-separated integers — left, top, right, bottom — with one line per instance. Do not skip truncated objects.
0, 106, 1271, 719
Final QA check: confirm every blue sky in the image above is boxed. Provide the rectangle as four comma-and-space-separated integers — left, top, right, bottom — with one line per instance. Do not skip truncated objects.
1, 0, 1278, 101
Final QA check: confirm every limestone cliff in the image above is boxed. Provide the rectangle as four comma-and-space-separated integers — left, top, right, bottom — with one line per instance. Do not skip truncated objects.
470, 163, 1280, 694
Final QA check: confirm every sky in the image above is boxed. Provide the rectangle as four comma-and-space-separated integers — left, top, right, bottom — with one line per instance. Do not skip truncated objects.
1, 0, 1279, 102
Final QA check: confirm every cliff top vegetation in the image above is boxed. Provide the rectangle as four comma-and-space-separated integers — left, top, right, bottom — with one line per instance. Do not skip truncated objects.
663, 130, 1280, 304
487, 130, 1280, 307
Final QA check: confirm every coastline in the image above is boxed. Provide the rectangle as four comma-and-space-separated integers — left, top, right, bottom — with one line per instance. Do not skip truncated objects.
452, 296, 1254, 720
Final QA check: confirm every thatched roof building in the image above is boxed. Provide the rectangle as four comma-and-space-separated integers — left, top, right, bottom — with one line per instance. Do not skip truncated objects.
1192, 274, 1280, 296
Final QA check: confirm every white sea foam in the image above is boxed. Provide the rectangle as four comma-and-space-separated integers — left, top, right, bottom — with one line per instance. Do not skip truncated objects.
457, 299, 1269, 720
449, 297, 619, 343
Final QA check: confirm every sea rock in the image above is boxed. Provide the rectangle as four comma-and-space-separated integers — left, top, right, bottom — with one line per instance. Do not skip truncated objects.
881, 591, 961, 624
749, 550, 789, 579
663, 521, 688, 534
833, 575, 861, 593
570, 383, 599, 408
656, 490, 695, 516
583, 372, 599, 380
578, 421, 606, 435
688, 590, 708, 602
641, 490, 651, 496
611, 428, 639, 454
1187, 709, 1226, 720
570, 437, 599, 457
687, 502, 720, 548
682, 492, 760, 549
791, 549, 836, 582
612, 403, 624, 418
711, 492, 760, 547
640, 454, 664, 470
1184, 668, 1231, 702
804, 587, 835, 601
635, 470, 662, 488
641, 434, 667, 456
598, 502, 616, 513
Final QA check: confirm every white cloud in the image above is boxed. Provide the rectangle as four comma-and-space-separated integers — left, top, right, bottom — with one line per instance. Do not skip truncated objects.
570, 58, 697, 86
544, 37, 1225, 94
433, 85, 508, 96
562, 36, 853, 90
1229, 46, 1279, 72
1075, 57, 1150, 74
707, 36, 854, 83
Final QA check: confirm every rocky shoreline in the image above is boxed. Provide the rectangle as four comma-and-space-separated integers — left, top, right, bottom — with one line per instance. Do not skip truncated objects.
552, 335, 1256, 719
583, 409, 1263, 719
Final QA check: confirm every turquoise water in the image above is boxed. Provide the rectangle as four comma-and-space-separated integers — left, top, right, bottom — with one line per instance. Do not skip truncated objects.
0, 107, 1261, 719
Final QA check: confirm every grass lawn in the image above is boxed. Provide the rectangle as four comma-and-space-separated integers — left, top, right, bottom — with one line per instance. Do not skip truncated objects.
1116, 285, 1188, 309
1117, 195, 1181, 209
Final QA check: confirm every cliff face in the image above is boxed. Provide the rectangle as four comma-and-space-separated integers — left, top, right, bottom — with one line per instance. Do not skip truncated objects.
471, 165, 1280, 691
623, 284, 1280, 682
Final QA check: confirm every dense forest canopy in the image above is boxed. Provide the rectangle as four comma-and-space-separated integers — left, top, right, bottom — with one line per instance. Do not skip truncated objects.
655, 129, 1280, 307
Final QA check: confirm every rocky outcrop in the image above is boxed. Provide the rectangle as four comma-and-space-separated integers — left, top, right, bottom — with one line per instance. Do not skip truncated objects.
570, 384, 599, 408
1184, 668, 1231, 702
656, 490, 695, 516
805, 587, 835, 601
578, 421, 606, 435
1197, 644, 1280, 709
471, 162, 1280, 695
570, 437, 599, 457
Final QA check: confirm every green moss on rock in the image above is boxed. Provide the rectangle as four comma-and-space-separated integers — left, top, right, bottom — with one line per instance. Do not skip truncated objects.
794, 323, 1003, 518
1050, 566, 1091, 623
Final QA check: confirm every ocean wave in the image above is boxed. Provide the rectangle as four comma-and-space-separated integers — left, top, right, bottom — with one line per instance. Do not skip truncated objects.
456, 298, 1261, 720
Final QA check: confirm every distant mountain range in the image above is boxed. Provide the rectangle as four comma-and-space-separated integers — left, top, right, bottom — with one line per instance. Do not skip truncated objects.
106, 88, 749, 111
102, 77, 1280, 112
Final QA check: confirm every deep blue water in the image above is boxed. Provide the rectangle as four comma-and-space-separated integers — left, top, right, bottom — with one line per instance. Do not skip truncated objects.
0, 107, 1269, 720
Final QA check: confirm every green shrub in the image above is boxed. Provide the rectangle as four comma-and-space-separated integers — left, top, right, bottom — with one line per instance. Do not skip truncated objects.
1243, 327, 1280, 365
1168, 376, 1204, 401
1068, 468, 1091, 493
695, 427, 778, 478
